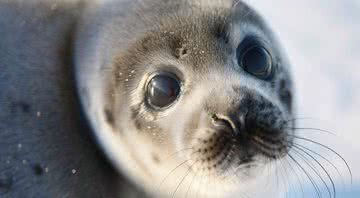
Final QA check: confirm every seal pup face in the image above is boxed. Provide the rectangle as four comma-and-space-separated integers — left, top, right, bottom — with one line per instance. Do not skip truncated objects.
78, 0, 295, 197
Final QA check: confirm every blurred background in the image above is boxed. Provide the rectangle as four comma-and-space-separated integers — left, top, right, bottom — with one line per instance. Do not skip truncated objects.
244, 0, 360, 197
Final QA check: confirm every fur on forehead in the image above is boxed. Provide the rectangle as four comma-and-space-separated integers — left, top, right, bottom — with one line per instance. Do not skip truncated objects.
110, 3, 257, 74
121, 0, 251, 38
134, 0, 235, 13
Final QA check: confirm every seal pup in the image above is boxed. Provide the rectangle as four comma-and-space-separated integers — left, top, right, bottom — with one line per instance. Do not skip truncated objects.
75, 0, 295, 197
0, 0, 295, 197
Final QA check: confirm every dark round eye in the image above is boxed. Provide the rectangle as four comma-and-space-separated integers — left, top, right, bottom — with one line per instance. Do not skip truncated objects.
146, 73, 181, 109
239, 44, 273, 79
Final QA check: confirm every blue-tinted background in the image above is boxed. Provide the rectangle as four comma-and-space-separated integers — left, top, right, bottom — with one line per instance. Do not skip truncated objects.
244, 0, 360, 197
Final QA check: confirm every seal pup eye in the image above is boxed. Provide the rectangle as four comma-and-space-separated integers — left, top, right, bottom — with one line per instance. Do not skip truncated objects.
146, 73, 181, 109
237, 39, 273, 79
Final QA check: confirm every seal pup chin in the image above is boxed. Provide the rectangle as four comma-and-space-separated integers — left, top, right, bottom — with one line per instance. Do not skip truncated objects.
75, 0, 295, 197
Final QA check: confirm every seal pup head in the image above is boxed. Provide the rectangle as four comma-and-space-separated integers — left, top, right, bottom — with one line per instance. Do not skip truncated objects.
75, 0, 295, 197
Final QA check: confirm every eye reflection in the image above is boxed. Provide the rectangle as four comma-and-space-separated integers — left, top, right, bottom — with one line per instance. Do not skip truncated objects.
241, 46, 272, 78
237, 37, 273, 80
146, 73, 181, 109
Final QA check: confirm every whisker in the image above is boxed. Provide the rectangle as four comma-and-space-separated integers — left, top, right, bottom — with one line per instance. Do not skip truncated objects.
278, 158, 293, 197
265, 157, 275, 193
294, 145, 337, 198
185, 168, 197, 198
229, 165, 240, 183
288, 153, 322, 198
284, 117, 315, 123
292, 147, 333, 198
285, 127, 337, 136
164, 147, 194, 160
294, 142, 345, 187
259, 157, 270, 190
274, 158, 281, 194
172, 160, 197, 198
222, 149, 238, 181
290, 135, 352, 184
284, 157, 305, 198
160, 159, 191, 187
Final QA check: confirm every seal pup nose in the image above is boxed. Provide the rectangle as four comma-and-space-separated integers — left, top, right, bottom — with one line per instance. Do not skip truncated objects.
209, 95, 284, 139
210, 113, 245, 136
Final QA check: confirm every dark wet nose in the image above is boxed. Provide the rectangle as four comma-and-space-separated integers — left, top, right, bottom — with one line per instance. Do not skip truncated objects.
210, 98, 283, 138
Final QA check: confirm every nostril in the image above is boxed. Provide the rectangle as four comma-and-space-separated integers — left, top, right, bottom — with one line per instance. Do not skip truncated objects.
210, 114, 240, 136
